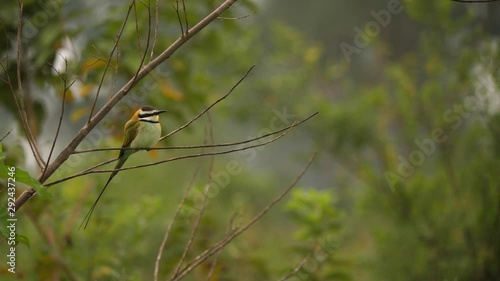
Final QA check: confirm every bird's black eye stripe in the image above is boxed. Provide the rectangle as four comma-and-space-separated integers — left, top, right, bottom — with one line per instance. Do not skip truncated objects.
138, 112, 158, 118
139, 119, 159, 123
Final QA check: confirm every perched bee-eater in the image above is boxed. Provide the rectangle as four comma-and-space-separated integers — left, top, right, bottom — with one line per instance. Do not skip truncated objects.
80, 105, 166, 229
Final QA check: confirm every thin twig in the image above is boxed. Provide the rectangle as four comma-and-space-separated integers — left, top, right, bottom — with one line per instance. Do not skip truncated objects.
182, 0, 189, 34
16, 0, 242, 211
206, 212, 238, 281
73, 109, 312, 154
172, 152, 318, 281
172, 1, 184, 36
45, 158, 118, 187
45, 124, 288, 186
217, 14, 253, 20
15, 0, 24, 134
41, 60, 75, 180
45, 113, 317, 187
125, 0, 152, 93
46, 55, 244, 168
14, 0, 46, 169
172, 113, 215, 279
0, 130, 12, 142
276, 248, 315, 281
133, 1, 143, 55
153, 154, 204, 281
149, 0, 159, 60
160, 65, 255, 142
109, 37, 121, 97
87, 0, 135, 123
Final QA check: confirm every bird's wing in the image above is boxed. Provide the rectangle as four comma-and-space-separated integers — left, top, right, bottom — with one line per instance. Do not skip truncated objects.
121, 119, 140, 155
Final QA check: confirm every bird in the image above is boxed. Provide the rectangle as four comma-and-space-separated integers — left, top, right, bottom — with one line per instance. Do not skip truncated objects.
79, 105, 167, 229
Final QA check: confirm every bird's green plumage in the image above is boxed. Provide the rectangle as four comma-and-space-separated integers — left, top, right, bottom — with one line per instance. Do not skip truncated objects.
123, 119, 139, 149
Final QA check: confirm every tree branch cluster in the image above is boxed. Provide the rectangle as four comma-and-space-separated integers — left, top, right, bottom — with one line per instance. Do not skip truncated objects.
13, 0, 242, 210
2, 0, 319, 280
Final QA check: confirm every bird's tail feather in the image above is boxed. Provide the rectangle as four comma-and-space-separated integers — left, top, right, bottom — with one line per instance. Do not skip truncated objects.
79, 154, 130, 230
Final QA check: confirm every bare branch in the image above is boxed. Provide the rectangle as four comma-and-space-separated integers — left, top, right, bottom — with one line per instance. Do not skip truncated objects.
154, 153, 204, 281
172, 152, 318, 280
172, 114, 215, 279
217, 14, 253, 20
88, 45, 108, 66
46, 125, 285, 186
87, 0, 136, 123
133, 1, 143, 55
149, 0, 160, 60
44, 112, 317, 187
160, 64, 255, 142
109, 38, 121, 96
12, 0, 46, 169
73, 116, 308, 153
16, 0, 241, 211
45, 158, 118, 187
41, 59, 75, 180
127, 0, 152, 92
276, 247, 315, 281
15, 0, 24, 129
73, 65, 257, 155
0, 130, 12, 142
172, 1, 185, 36
182, 0, 189, 34
205, 212, 238, 281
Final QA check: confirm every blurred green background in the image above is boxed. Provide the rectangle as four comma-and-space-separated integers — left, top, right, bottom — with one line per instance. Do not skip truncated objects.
1, 0, 500, 280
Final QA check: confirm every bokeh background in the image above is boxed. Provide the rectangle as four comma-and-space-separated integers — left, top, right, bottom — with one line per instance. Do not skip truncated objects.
1, 0, 500, 280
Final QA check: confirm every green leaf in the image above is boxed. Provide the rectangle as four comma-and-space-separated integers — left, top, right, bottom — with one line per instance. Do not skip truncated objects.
0, 143, 51, 198
16, 235, 30, 248
13, 168, 52, 198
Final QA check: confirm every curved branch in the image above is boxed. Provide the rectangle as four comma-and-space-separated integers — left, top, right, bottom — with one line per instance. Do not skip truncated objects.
171, 152, 318, 281
0, 130, 12, 142
10, 0, 46, 169
159, 64, 254, 142
44, 118, 301, 187
87, 0, 136, 123
277, 247, 315, 281
45, 112, 317, 187
172, 113, 215, 279
153, 150, 204, 281
41, 61, 74, 180
73, 106, 311, 154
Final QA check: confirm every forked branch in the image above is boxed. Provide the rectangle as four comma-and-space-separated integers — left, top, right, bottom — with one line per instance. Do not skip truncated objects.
170, 152, 318, 281
172, 114, 215, 279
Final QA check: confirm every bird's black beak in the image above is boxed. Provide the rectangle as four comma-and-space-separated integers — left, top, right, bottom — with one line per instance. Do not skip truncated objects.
155, 110, 167, 115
